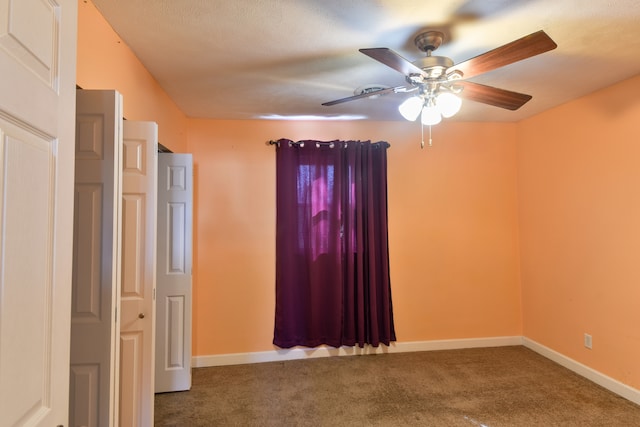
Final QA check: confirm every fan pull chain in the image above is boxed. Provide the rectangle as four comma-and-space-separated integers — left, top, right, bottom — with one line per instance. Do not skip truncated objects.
420, 123, 434, 149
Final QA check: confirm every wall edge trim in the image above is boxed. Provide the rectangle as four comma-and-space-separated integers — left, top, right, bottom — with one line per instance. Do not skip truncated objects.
191, 336, 523, 368
523, 337, 640, 406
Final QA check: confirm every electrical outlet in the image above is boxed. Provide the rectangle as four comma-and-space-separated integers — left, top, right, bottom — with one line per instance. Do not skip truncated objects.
584, 333, 593, 349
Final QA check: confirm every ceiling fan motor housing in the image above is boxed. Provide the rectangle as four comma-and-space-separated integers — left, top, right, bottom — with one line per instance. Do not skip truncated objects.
410, 30, 453, 81
411, 56, 454, 79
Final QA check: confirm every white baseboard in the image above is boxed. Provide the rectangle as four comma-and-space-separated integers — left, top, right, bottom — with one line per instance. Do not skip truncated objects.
523, 337, 640, 406
191, 336, 523, 368
192, 336, 640, 406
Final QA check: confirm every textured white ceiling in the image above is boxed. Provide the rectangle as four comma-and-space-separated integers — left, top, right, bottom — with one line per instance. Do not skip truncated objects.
91, 0, 640, 122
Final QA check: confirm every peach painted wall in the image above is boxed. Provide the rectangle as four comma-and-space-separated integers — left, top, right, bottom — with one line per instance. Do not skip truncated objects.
76, 0, 187, 153
517, 75, 640, 389
81, 2, 640, 393
188, 119, 522, 356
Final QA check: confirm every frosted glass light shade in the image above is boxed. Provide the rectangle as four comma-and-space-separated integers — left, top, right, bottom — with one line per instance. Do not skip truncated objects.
398, 96, 423, 121
436, 92, 462, 118
421, 104, 442, 125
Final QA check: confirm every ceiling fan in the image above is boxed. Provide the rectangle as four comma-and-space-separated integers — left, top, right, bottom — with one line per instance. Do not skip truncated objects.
322, 30, 557, 124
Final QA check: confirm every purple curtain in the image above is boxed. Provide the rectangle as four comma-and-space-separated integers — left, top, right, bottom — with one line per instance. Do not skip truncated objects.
273, 139, 396, 348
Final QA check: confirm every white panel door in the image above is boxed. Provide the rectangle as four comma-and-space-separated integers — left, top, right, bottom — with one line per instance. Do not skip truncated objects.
120, 121, 158, 426
70, 90, 123, 427
155, 153, 193, 393
0, 0, 77, 426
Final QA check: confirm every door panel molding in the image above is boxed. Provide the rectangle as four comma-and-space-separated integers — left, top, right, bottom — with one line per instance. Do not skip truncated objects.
0, 117, 56, 425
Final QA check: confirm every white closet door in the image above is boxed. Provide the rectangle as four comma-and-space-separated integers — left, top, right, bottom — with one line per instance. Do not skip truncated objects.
70, 89, 123, 427
120, 120, 158, 426
155, 153, 193, 393
0, 0, 77, 425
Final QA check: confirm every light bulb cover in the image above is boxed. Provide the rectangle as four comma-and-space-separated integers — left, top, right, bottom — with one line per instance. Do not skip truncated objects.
398, 96, 424, 121
421, 104, 442, 125
436, 92, 462, 118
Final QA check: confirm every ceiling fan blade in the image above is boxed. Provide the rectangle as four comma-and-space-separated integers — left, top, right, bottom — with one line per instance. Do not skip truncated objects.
457, 81, 532, 110
448, 30, 557, 79
322, 86, 405, 106
359, 48, 426, 77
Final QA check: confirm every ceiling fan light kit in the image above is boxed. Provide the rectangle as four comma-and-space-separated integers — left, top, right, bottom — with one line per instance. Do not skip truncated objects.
322, 29, 557, 147
399, 91, 463, 122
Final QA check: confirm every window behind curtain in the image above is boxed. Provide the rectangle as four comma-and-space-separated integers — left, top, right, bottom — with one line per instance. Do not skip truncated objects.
273, 139, 396, 348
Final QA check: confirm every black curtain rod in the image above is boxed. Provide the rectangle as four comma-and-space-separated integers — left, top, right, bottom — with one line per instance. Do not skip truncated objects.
267, 140, 390, 148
